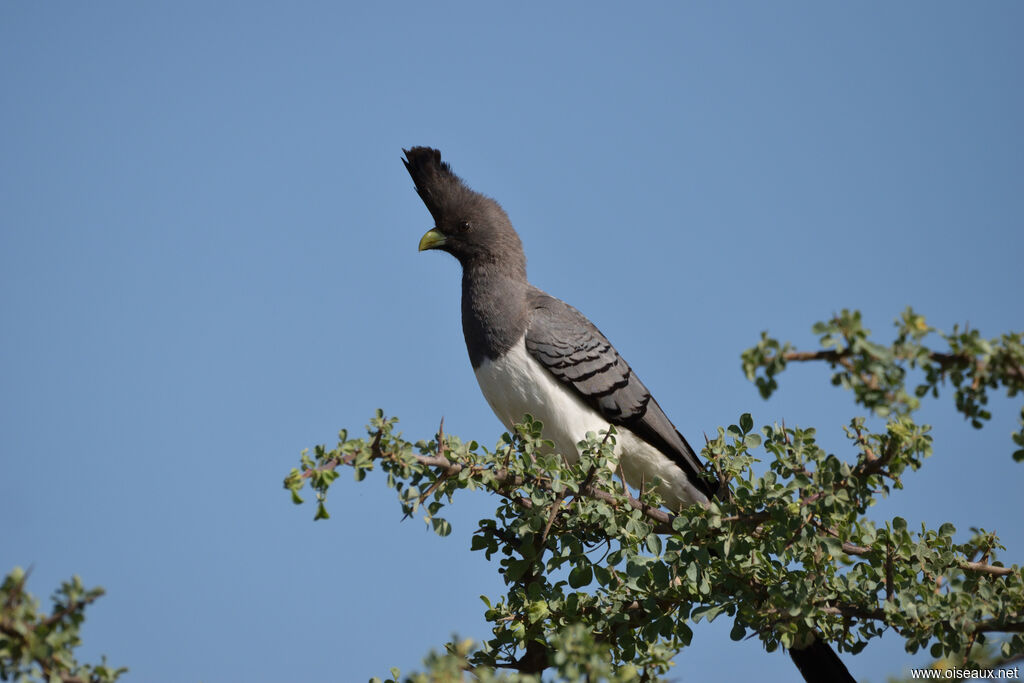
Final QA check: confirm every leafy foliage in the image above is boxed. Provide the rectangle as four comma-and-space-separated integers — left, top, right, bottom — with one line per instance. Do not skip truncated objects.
741, 308, 1024, 460
0, 567, 125, 683
285, 310, 1024, 681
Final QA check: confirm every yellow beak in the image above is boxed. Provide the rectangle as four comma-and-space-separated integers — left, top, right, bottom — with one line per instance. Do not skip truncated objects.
418, 228, 447, 251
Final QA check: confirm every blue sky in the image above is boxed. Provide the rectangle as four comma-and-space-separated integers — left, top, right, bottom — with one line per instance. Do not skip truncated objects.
2, 3, 1022, 682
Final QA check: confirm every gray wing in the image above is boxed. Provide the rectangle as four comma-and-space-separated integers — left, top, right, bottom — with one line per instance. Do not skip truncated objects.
523, 288, 714, 499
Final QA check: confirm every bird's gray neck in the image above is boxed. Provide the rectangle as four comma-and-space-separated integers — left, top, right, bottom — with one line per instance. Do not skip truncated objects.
461, 263, 529, 368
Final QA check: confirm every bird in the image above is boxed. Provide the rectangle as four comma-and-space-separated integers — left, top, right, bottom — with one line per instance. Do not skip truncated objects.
403, 146, 853, 683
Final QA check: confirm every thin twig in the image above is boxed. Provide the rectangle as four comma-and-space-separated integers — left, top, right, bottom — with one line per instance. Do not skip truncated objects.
540, 487, 569, 547
885, 539, 894, 603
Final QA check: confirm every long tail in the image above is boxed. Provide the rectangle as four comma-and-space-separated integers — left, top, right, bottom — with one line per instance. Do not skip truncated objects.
789, 636, 855, 683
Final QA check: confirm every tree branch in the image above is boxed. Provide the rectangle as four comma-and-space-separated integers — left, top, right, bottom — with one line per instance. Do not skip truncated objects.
299, 438, 1015, 579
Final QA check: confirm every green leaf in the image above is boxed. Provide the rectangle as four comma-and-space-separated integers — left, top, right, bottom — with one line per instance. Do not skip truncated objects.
740, 413, 754, 433
526, 600, 549, 622
568, 565, 593, 589
505, 559, 530, 582
431, 518, 452, 537
650, 561, 669, 586
692, 604, 723, 623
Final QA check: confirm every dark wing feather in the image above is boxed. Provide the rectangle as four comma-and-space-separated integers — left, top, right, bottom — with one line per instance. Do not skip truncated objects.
524, 289, 714, 500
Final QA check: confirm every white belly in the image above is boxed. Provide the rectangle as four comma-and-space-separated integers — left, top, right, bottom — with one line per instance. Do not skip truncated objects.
473, 338, 708, 509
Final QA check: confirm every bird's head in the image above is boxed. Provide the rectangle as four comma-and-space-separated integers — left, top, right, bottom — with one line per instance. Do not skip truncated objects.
403, 147, 525, 273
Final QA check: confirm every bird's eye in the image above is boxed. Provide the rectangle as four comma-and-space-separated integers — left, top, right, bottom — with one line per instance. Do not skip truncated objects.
458, 220, 472, 233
